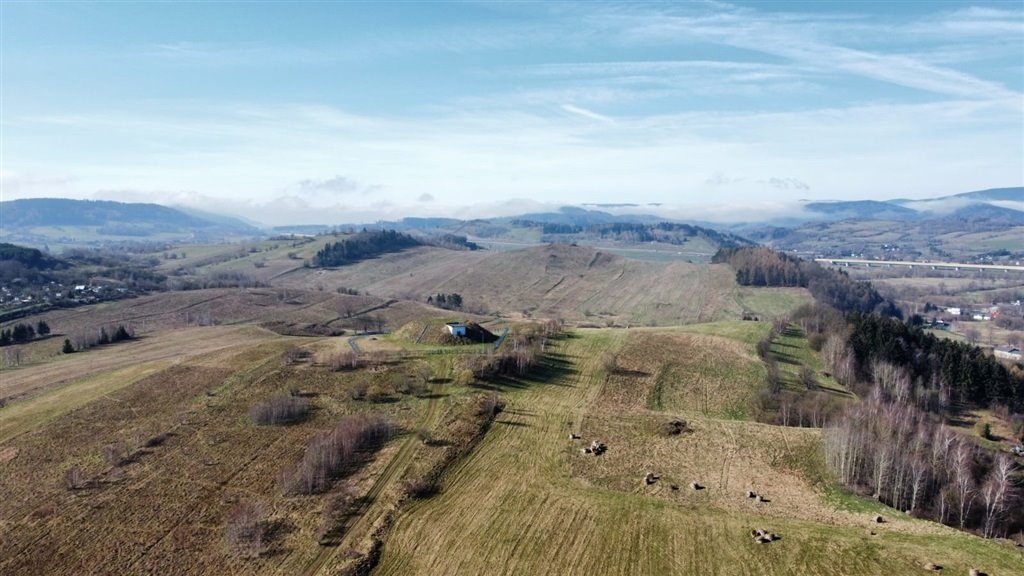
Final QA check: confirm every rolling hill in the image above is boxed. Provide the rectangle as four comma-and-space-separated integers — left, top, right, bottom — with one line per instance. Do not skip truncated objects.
0, 198, 260, 246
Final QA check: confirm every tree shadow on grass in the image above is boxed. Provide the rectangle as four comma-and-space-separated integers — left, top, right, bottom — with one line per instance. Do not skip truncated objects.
495, 420, 530, 428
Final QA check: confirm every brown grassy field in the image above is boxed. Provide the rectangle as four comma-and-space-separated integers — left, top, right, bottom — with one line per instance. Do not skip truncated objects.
0, 325, 466, 575
275, 244, 809, 326
3, 253, 1019, 575
374, 328, 1024, 576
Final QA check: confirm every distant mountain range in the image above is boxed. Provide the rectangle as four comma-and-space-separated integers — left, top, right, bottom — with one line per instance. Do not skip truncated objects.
801, 187, 1023, 223
0, 198, 259, 246
0, 188, 1019, 253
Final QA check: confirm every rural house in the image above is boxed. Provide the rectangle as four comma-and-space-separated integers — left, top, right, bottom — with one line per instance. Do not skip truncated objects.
445, 322, 467, 337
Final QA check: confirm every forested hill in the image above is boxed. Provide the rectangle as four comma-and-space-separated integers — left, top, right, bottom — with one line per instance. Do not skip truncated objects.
3, 199, 213, 228
312, 230, 423, 267
712, 246, 898, 316
0, 198, 259, 245
0, 243, 65, 270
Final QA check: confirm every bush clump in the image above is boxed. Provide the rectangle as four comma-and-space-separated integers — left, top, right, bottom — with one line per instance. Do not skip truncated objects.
280, 414, 394, 495
224, 500, 269, 558
250, 395, 310, 425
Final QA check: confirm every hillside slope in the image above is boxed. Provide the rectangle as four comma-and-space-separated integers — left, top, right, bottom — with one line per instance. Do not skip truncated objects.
0, 199, 259, 246
277, 244, 810, 325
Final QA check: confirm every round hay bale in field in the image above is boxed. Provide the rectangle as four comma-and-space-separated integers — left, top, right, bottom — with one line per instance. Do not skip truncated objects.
968, 569, 980, 576
690, 482, 704, 491
746, 490, 756, 499
660, 419, 688, 436
922, 562, 941, 571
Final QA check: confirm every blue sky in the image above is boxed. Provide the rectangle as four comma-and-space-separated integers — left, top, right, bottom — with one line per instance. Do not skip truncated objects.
2, 1, 1022, 224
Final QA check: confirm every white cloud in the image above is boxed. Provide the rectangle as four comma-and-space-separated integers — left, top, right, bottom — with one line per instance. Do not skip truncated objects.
560, 104, 614, 124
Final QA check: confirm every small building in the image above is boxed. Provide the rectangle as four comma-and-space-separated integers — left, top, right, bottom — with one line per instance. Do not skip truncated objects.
445, 322, 467, 337
994, 345, 1022, 361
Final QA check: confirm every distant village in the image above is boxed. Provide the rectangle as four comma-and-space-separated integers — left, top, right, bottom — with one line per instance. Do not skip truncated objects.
0, 281, 138, 319
923, 300, 1023, 361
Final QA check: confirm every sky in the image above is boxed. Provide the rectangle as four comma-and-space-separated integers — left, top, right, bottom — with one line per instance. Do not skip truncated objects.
1, 1, 1022, 225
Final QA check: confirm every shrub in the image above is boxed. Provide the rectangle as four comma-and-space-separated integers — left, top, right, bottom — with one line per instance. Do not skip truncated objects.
102, 441, 129, 467
756, 337, 772, 359
328, 350, 360, 371
64, 465, 84, 490
317, 488, 357, 542
401, 477, 438, 499
281, 346, 305, 364
280, 415, 394, 495
250, 395, 310, 425
659, 419, 688, 436
62, 339, 75, 354
144, 433, 169, 448
601, 352, 619, 374
799, 366, 819, 391
224, 500, 269, 558
765, 359, 782, 394
415, 428, 435, 445
476, 392, 505, 418
347, 381, 369, 401
807, 332, 827, 351
366, 383, 395, 403
977, 421, 992, 440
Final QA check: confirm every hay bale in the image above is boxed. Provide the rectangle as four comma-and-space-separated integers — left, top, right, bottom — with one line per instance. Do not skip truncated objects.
690, 482, 703, 490
660, 419, 688, 436
669, 484, 679, 491
749, 529, 759, 538
922, 562, 941, 571
756, 495, 765, 502
746, 490, 756, 499
582, 448, 591, 454
968, 569, 980, 576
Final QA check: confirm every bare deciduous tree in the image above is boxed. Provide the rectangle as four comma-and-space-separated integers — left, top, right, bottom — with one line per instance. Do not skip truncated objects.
225, 500, 269, 558
981, 455, 1015, 538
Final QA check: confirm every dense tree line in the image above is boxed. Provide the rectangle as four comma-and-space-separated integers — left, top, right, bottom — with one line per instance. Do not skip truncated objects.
63, 324, 134, 353
797, 306, 1023, 538
312, 230, 421, 267
0, 321, 50, 346
428, 293, 463, 310
845, 313, 1023, 411
430, 234, 479, 251
713, 247, 899, 316
825, 390, 1020, 537
514, 220, 752, 248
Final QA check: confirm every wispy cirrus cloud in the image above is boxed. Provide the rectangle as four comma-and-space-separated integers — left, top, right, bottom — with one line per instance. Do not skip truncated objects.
560, 104, 614, 124
593, 2, 1021, 102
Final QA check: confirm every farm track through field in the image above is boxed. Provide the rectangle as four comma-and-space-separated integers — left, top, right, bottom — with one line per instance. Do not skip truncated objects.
297, 392, 441, 576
